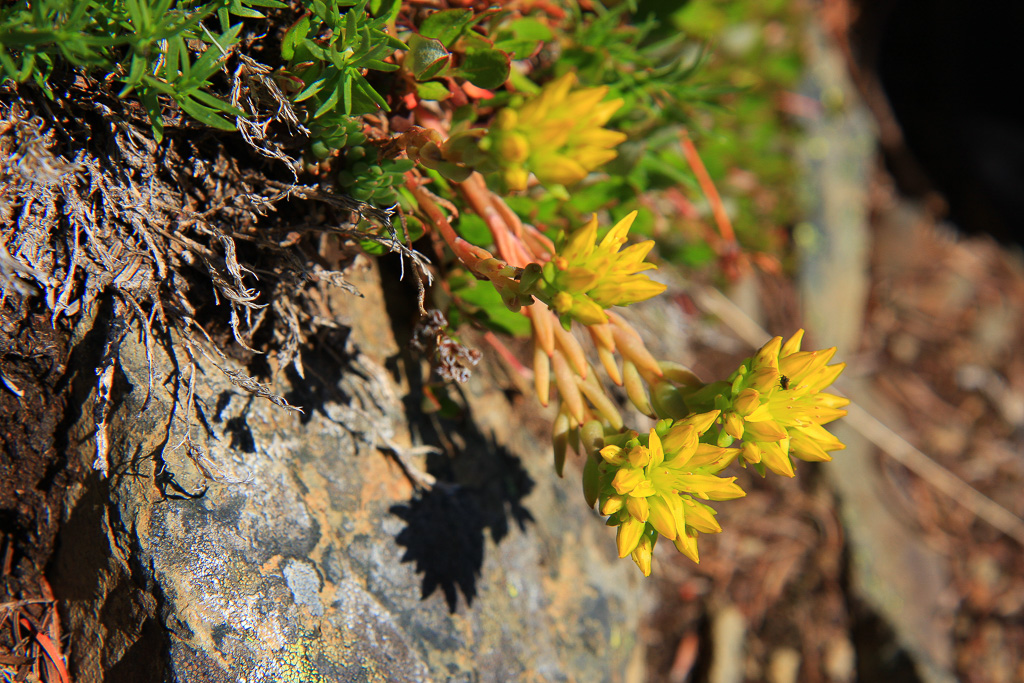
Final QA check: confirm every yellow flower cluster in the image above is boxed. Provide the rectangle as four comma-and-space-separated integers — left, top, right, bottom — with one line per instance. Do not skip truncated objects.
713, 330, 849, 477
540, 211, 666, 326
482, 72, 627, 192
584, 413, 745, 576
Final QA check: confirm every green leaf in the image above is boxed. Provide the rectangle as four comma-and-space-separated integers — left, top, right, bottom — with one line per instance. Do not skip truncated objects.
454, 213, 490, 245
281, 15, 311, 61
451, 46, 509, 89
227, 0, 265, 19
188, 23, 243, 85
302, 37, 328, 61
492, 17, 552, 59
359, 238, 387, 255
163, 35, 183, 82
138, 85, 165, 143
125, 0, 151, 34
388, 158, 416, 173
406, 34, 449, 81
356, 57, 398, 72
415, 80, 450, 101
340, 71, 353, 115
294, 76, 327, 102
327, 44, 352, 71
454, 280, 532, 337
314, 79, 341, 118
118, 52, 148, 94
176, 93, 238, 131
369, 0, 401, 23
418, 8, 474, 47
352, 73, 388, 111
191, 89, 246, 118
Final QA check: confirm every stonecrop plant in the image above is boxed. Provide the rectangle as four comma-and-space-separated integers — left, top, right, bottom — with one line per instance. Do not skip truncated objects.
1, 0, 848, 576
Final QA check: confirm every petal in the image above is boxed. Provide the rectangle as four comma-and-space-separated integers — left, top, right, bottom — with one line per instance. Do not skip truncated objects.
647, 495, 679, 540
536, 156, 587, 187
630, 532, 654, 576
648, 429, 665, 468
759, 440, 795, 477
803, 362, 846, 393
599, 210, 638, 250
599, 444, 626, 465
569, 297, 609, 326
681, 410, 721, 435
682, 498, 722, 534
589, 278, 666, 306
588, 97, 624, 126
733, 388, 762, 417
561, 216, 599, 262
562, 84, 609, 115
724, 411, 745, 440
600, 494, 625, 515
687, 443, 740, 472
743, 419, 788, 442
753, 336, 783, 369
626, 494, 650, 522
780, 329, 805, 356
673, 529, 700, 563
611, 466, 645, 495
661, 424, 698, 458
616, 516, 646, 558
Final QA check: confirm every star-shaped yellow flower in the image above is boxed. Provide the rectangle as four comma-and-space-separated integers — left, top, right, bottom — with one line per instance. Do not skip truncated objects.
722, 330, 849, 477
592, 412, 744, 575
482, 72, 627, 192
540, 211, 666, 327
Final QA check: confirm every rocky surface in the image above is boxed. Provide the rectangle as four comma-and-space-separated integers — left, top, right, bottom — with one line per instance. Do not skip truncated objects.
49, 262, 651, 682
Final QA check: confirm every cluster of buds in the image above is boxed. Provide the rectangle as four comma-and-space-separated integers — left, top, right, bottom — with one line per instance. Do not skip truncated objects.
553, 322, 848, 575
580, 414, 745, 575
674, 330, 849, 478
413, 73, 627, 193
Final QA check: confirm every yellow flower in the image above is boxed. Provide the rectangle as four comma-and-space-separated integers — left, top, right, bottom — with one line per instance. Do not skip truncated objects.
594, 413, 744, 575
722, 330, 849, 477
483, 72, 627, 191
541, 211, 666, 327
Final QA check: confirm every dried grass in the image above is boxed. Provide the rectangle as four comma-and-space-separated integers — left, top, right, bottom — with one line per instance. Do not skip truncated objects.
0, 87, 429, 484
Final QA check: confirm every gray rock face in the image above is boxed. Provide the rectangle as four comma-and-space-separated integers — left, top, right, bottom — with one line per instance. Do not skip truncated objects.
51, 265, 650, 683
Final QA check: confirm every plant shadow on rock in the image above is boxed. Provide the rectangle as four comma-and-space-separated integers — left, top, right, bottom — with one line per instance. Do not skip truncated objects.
390, 435, 535, 613
370, 251, 539, 613
391, 360, 536, 608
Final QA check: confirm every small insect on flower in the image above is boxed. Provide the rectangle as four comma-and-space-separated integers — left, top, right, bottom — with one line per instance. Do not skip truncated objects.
779, 375, 790, 390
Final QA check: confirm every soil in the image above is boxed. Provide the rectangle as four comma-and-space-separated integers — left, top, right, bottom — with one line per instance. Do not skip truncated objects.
0, 298, 86, 676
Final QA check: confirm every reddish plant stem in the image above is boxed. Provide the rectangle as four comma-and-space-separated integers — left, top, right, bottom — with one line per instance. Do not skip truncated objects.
680, 130, 737, 246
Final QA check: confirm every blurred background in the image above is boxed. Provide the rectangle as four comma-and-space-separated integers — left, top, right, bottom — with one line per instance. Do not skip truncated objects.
634, 1, 1024, 681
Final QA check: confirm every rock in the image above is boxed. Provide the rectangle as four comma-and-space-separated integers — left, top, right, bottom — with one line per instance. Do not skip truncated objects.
51, 262, 651, 682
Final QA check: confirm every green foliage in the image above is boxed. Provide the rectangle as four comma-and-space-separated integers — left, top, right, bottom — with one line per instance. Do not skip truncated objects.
448, 270, 532, 337
282, 0, 405, 120
668, 0, 805, 254
0, 0, 404, 144
406, 8, 511, 92
336, 147, 414, 206
560, 4, 723, 133
484, 3, 724, 251
0, 0, 271, 141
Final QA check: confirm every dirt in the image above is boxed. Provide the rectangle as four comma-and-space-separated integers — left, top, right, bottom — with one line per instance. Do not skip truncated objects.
0, 296, 86, 675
